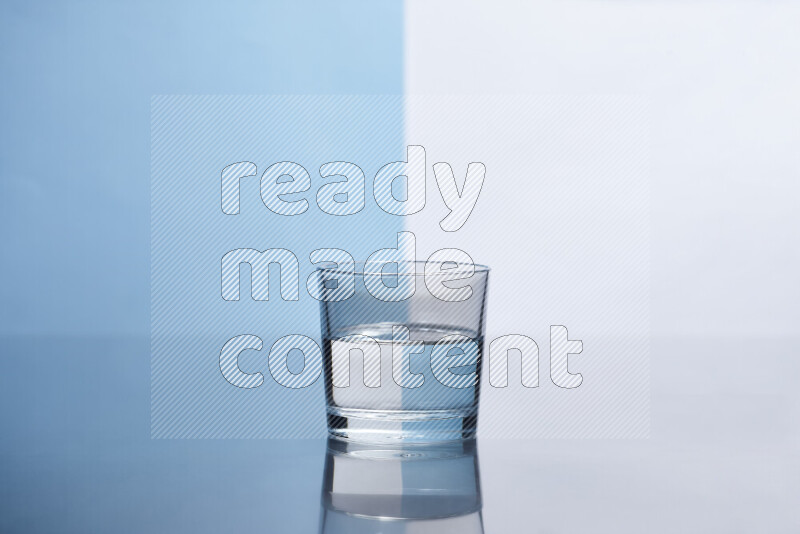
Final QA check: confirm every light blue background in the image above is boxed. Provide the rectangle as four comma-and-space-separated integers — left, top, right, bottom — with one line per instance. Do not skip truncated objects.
150, 95, 404, 438
0, 1, 403, 531
0, 0, 403, 337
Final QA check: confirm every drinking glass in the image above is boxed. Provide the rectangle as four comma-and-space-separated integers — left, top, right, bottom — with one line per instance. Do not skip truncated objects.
315, 260, 489, 442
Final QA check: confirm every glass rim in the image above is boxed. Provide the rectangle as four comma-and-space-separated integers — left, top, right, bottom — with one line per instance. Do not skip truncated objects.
315, 260, 490, 277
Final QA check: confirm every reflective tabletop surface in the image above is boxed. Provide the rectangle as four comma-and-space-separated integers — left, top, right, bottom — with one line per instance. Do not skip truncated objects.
1, 337, 798, 533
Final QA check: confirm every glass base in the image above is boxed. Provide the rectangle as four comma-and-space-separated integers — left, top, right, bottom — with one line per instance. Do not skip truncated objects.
327, 407, 477, 443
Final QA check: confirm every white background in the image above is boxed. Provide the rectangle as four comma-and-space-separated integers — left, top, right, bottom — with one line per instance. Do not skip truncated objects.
406, 3, 799, 529
406, 0, 800, 339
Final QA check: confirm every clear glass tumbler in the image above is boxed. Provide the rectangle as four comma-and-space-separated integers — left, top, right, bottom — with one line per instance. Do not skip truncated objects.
315, 260, 489, 442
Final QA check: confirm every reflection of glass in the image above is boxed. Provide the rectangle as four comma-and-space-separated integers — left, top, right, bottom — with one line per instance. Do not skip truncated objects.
318, 437, 484, 534
316, 261, 490, 442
